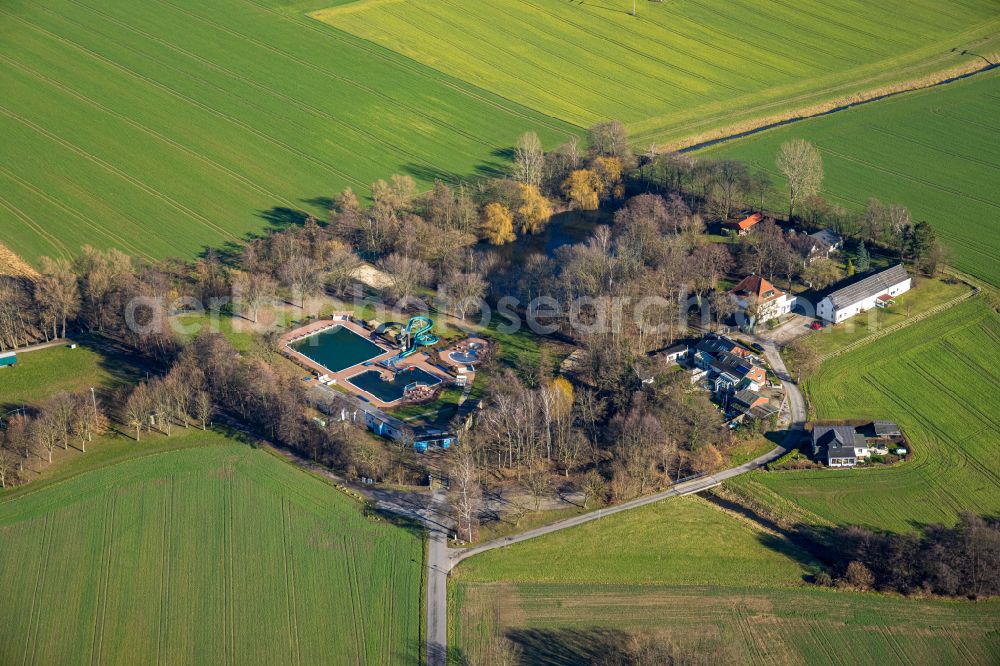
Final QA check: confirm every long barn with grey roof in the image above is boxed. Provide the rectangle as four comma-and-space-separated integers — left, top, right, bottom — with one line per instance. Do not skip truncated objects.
816, 264, 911, 323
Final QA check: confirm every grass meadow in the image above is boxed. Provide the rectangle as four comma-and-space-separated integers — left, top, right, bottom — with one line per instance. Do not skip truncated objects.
0, 0, 576, 265
0, 437, 424, 665
317, 0, 1000, 145
699, 70, 1000, 286
450, 496, 999, 664
731, 297, 1000, 532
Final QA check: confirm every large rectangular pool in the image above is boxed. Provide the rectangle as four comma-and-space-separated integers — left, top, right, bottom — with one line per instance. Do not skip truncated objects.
288, 325, 384, 373
348, 367, 441, 403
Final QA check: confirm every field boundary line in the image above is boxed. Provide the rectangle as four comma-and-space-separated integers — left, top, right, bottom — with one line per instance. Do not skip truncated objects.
820, 287, 979, 362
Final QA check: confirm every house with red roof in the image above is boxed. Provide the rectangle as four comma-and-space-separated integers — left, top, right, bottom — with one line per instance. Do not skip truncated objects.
730, 274, 793, 328
730, 212, 762, 235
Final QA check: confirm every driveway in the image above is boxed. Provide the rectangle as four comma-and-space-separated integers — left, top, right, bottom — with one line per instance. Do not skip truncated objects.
756, 314, 814, 345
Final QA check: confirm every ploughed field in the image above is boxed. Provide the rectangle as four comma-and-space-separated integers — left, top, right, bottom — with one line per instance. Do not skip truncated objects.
450, 496, 1000, 664
729, 298, 1000, 532
0, 438, 424, 665
699, 70, 1000, 287
316, 0, 1000, 144
0, 0, 575, 264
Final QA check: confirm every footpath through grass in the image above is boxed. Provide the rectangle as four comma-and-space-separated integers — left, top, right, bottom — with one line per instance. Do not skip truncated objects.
734, 297, 1000, 532
450, 495, 999, 664
0, 435, 424, 665
318, 0, 1000, 144
700, 70, 1000, 287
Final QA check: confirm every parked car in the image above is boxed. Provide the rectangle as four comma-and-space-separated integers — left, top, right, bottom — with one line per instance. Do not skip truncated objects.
810, 321, 823, 330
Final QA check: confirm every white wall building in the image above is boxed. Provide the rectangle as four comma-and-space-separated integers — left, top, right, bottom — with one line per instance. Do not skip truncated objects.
816, 264, 911, 324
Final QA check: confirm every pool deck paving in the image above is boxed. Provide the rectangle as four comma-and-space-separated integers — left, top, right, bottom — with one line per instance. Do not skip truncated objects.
280, 316, 481, 410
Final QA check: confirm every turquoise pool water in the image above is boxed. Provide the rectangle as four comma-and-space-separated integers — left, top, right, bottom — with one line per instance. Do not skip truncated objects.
348, 367, 441, 403
289, 325, 383, 373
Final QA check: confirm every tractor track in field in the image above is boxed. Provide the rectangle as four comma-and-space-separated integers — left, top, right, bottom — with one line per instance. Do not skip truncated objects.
403, 0, 685, 112
98, 0, 487, 172
0, 7, 370, 191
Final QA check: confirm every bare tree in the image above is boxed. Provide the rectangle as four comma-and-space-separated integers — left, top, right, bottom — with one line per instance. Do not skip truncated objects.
0, 440, 16, 488
449, 452, 482, 542
579, 470, 606, 509
379, 253, 431, 304
521, 468, 551, 511
442, 270, 487, 320
30, 413, 60, 464
192, 391, 214, 430
776, 139, 823, 219
125, 384, 151, 441
512, 131, 545, 187
278, 255, 321, 308
35, 257, 80, 339
231, 271, 277, 323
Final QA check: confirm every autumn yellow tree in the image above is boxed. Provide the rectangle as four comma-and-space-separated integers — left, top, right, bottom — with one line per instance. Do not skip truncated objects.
593, 156, 624, 200
516, 184, 553, 234
562, 169, 601, 210
480, 202, 516, 245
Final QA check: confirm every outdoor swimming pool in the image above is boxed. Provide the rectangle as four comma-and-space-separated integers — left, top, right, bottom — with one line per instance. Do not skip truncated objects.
448, 342, 484, 365
348, 367, 441, 403
288, 325, 383, 373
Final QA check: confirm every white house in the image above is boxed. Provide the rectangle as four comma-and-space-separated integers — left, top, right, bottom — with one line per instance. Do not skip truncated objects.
730, 274, 793, 327
816, 264, 911, 324
809, 228, 844, 255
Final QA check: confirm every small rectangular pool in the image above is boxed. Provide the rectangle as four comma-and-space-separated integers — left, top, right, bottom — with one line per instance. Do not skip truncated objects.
348, 367, 441, 403
289, 325, 384, 373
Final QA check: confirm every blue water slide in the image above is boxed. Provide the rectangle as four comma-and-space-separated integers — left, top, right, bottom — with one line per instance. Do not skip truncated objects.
387, 316, 438, 367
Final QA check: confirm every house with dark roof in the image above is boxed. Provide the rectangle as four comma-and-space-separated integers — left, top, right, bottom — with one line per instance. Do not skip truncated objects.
809, 228, 843, 254
812, 424, 870, 467
816, 264, 911, 324
730, 274, 793, 327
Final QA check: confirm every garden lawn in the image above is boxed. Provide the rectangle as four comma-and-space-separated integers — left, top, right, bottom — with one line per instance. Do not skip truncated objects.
0, 0, 576, 265
0, 343, 139, 409
735, 297, 1000, 532
317, 0, 1000, 144
451, 495, 999, 664
0, 435, 424, 665
699, 70, 1000, 287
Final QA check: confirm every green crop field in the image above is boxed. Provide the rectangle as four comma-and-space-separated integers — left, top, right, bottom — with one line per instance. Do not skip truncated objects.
0, 436, 424, 665
3, 0, 998, 266
450, 496, 999, 664
731, 298, 1000, 532
699, 70, 1000, 286
317, 0, 1000, 144
0, 0, 576, 265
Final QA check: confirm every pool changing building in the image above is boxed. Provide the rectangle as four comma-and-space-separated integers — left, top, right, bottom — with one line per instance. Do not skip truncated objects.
816, 264, 911, 324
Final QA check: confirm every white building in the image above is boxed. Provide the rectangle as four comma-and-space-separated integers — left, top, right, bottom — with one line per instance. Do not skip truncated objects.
816, 264, 911, 324
730, 274, 793, 327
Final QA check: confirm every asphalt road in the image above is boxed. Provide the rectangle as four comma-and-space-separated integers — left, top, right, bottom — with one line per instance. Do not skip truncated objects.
420, 339, 807, 665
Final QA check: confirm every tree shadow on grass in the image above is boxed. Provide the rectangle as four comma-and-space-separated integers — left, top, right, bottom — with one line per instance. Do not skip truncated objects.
507, 627, 630, 665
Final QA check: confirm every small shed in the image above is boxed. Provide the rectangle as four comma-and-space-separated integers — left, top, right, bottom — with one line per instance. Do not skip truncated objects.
0, 351, 16, 368
873, 420, 902, 438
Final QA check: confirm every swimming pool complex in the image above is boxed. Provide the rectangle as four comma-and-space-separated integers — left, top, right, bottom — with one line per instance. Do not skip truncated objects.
288, 325, 383, 373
